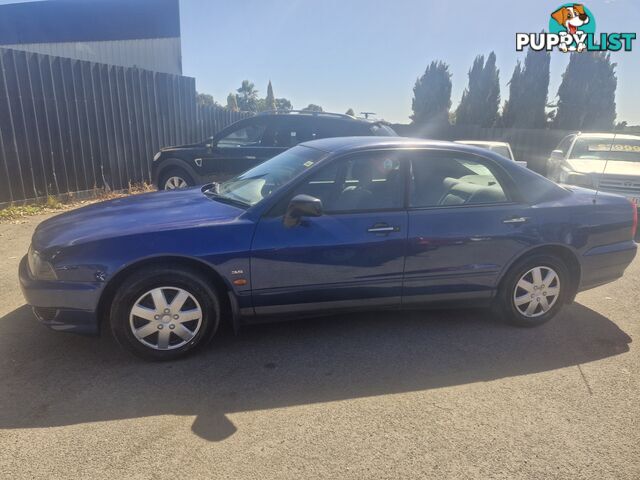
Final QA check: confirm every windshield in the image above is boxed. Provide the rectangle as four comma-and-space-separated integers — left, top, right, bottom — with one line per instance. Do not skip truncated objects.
212, 145, 328, 206
571, 138, 640, 162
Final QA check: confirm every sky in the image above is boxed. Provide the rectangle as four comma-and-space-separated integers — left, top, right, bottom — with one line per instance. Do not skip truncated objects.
1, 0, 638, 124
179, 0, 640, 124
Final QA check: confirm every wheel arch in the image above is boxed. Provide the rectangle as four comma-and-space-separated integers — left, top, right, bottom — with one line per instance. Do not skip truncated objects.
153, 158, 200, 186
496, 244, 582, 304
97, 255, 238, 334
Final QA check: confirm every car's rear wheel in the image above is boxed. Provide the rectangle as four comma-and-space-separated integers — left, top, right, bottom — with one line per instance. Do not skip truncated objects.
110, 265, 220, 361
160, 167, 194, 190
496, 254, 569, 327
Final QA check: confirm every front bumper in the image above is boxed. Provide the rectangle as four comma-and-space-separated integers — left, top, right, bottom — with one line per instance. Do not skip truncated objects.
579, 240, 637, 292
19, 256, 101, 335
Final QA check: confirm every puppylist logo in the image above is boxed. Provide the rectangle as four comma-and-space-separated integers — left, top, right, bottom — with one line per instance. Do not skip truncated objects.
516, 3, 636, 53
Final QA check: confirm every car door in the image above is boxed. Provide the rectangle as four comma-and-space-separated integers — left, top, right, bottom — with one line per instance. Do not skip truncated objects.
201, 118, 279, 180
250, 150, 409, 315
403, 150, 532, 306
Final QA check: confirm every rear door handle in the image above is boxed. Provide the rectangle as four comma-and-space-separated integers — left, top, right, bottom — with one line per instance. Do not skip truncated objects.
367, 224, 399, 233
502, 216, 530, 224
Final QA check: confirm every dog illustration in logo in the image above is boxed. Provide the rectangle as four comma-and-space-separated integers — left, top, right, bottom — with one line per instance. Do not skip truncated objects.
551, 4, 590, 51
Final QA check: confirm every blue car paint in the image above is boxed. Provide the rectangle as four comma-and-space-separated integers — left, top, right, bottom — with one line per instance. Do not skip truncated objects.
19, 137, 637, 335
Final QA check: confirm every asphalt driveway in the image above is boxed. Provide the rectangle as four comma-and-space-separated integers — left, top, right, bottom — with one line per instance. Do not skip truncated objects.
0, 212, 638, 479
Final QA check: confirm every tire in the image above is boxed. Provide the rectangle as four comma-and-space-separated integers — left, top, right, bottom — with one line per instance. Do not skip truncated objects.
159, 167, 194, 190
495, 254, 569, 327
110, 265, 220, 361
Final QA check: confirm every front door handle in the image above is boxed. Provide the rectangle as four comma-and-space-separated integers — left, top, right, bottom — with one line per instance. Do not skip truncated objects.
502, 216, 530, 224
367, 224, 399, 233
245, 155, 257, 160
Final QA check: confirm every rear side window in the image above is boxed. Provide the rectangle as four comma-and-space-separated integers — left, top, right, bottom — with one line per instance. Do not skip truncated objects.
491, 145, 512, 160
410, 152, 509, 208
314, 119, 367, 139
369, 123, 397, 136
262, 120, 315, 148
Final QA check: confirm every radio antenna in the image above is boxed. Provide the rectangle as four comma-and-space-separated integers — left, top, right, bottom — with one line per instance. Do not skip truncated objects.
594, 132, 616, 204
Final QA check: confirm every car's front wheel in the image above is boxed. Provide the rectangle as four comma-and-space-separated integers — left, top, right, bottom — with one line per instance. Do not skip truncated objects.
159, 167, 194, 190
110, 265, 220, 361
496, 254, 569, 327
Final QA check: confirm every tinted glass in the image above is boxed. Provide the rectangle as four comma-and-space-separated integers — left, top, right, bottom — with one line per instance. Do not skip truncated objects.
410, 152, 508, 207
217, 123, 266, 147
262, 120, 315, 148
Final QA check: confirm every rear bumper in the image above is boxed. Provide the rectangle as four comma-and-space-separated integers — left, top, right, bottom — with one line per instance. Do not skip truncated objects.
19, 256, 101, 335
579, 240, 637, 292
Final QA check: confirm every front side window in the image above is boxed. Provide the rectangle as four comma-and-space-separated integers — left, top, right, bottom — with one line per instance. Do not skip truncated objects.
288, 151, 405, 213
410, 152, 508, 208
217, 123, 266, 148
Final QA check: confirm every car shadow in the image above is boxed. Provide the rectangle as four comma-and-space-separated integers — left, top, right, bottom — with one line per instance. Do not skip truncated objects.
0, 303, 631, 442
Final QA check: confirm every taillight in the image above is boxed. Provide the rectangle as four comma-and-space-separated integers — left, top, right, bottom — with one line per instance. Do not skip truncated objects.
631, 198, 638, 239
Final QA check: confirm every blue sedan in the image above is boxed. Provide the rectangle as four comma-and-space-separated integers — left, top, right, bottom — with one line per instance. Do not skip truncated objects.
20, 137, 638, 360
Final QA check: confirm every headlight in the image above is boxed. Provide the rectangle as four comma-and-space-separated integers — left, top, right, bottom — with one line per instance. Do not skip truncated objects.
27, 245, 57, 280
153, 151, 162, 161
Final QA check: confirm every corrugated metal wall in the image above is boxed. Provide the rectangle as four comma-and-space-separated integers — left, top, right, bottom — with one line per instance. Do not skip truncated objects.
2, 38, 183, 75
0, 47, 249, 204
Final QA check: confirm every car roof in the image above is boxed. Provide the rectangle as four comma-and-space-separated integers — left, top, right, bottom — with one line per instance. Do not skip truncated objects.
455, 140, 510, 147
300, 136, 457, 153
256, 111, 381, 124
575, 132, 640, 140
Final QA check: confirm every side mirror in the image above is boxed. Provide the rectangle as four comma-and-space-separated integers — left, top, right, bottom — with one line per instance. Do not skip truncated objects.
550, 150, 564, 162
283, 194, 323, 228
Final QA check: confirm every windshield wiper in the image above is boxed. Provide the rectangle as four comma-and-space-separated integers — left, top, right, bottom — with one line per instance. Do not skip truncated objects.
203, 188, 250, 208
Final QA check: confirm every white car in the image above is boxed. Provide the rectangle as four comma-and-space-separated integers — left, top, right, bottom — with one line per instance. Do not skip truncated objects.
547, 132, 640, 204
455, 140, 527, 168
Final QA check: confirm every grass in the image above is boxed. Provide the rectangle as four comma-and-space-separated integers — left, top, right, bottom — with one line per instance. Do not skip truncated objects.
0, 182, 156, 222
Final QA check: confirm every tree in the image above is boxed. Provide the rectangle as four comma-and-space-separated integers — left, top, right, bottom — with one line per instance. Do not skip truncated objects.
455, 52, 501, 127
226, 93, 239, 111
236, 80, 259, 112
265, 80, 276, 112
502, 48, 551, 129
302, 104, 323, 112
554, 52, 617, 131
345, 108, 355, 116
275, 98, 293, 111
196, 92, 219, 107
411, 61, 452, 125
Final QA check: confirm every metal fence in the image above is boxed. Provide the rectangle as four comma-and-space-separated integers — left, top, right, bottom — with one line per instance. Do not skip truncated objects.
0, 47, 249, 204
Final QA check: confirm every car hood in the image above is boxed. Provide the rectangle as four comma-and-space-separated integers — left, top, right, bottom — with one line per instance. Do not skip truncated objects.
32, 188, 245, 250
566, 158, 640, 176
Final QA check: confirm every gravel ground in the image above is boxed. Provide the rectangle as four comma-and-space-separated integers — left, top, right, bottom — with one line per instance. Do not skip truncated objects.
0, 212, 638, 479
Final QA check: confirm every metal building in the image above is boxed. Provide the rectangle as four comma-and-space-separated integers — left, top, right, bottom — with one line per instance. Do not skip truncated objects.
0, 0, 182, 75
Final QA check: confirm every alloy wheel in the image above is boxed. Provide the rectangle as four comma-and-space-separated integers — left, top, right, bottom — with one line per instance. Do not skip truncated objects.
164, 176, 188, 190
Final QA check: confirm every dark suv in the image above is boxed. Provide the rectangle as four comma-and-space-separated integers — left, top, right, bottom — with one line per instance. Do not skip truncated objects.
152, 111, 397, 190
